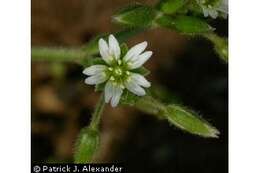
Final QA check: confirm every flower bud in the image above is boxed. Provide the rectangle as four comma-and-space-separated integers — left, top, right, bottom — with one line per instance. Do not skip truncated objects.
74, 127, 100, 163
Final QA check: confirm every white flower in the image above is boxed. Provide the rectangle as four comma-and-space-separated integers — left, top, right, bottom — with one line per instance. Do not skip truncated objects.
83, 34, 152, 107
197, 0, 228, 19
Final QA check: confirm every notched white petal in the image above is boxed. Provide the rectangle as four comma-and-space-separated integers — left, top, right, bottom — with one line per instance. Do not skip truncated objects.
131, 73, 151, 88
202, 7, 209, 17
108, 34, 121, 60
99, 38, 112, 64
83, 65, 107, 76
110, 85, 123, 107
84, 73, 108, 85
208, 9, 218, 19
125, 80, 146, 96
129, 51, 153, 69
104, 81, 113, 103
124, 41, 148, 62
218, 1, 228, 14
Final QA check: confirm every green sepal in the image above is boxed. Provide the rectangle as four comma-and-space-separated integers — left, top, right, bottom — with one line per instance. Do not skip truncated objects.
155, 14, 176, 29
172, 15, 214, 34
157, 0, 188, 15
113, 3, 157, 28
74, 127, 100, 163
95, 83, 106, 92
120, 90, 140, 106
131, 67, 150, 76
120, 43, 129, 57
81, 57, 106, 68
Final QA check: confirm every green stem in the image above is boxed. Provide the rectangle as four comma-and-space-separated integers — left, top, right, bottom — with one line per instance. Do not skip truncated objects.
135, 95, 166, 118
31, 47, 86, 64
89, 93, 105, 129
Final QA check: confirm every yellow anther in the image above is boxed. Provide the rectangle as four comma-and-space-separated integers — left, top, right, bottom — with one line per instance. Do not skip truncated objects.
110, 76, 115, 81
114, 68, 122, 76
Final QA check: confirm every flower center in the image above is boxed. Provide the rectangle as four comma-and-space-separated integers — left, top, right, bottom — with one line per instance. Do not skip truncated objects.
107, 60, 130, 85
114, 67, 123, 76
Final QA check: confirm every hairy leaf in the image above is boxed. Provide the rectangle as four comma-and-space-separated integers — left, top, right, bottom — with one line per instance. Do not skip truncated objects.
172, 15, 214, 33
157, 0, 188, 14
134, 95, 219, 138
165, 105, 220, 137
113, 3, 157, 28
203, 33, 228, 62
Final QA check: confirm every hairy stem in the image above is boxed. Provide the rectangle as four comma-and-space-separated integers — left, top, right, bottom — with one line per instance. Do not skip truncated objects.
89, 94, 105, 129
135, 95, 166, 117
31, 47, 86, 64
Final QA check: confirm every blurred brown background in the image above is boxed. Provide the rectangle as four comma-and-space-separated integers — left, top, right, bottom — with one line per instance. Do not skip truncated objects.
31, 0, 228, 173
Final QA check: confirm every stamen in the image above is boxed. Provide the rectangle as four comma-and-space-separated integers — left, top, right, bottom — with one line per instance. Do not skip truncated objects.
127, 62, 132, 67
110, 76, 115, 81
114, 67, 122, 76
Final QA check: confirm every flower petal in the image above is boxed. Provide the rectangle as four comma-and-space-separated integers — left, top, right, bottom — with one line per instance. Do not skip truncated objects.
99, 38, 112, 64
208, 9, 218, 19
108, 34, 121, 60
125, 80, 146, 96
123, 41, 147, 62
83, 65, 107, 76
84, 73, 108, 85
218, 0, 228, 14
130, 73, 151, 88
110, 85, 123, 107
128, 51, 152, 69
202, 7, 209, 17
104, 81, 113, 103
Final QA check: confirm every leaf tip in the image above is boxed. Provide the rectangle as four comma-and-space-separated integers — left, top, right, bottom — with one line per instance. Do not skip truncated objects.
209, 127, 220, 138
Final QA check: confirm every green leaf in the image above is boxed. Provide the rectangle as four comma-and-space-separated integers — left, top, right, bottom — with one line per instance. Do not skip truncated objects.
155, 15, 214, 34
83, 29, 143, 56
164, 105, 219, 138
157, 0, 188, 14
203, 33, 228, 62
131, 67, 150, 76
134, 95, 219, 138
172, 16, 214, 34
113, 3, 157, 28
155, 14, 176, 29
74, 127, 100, 163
